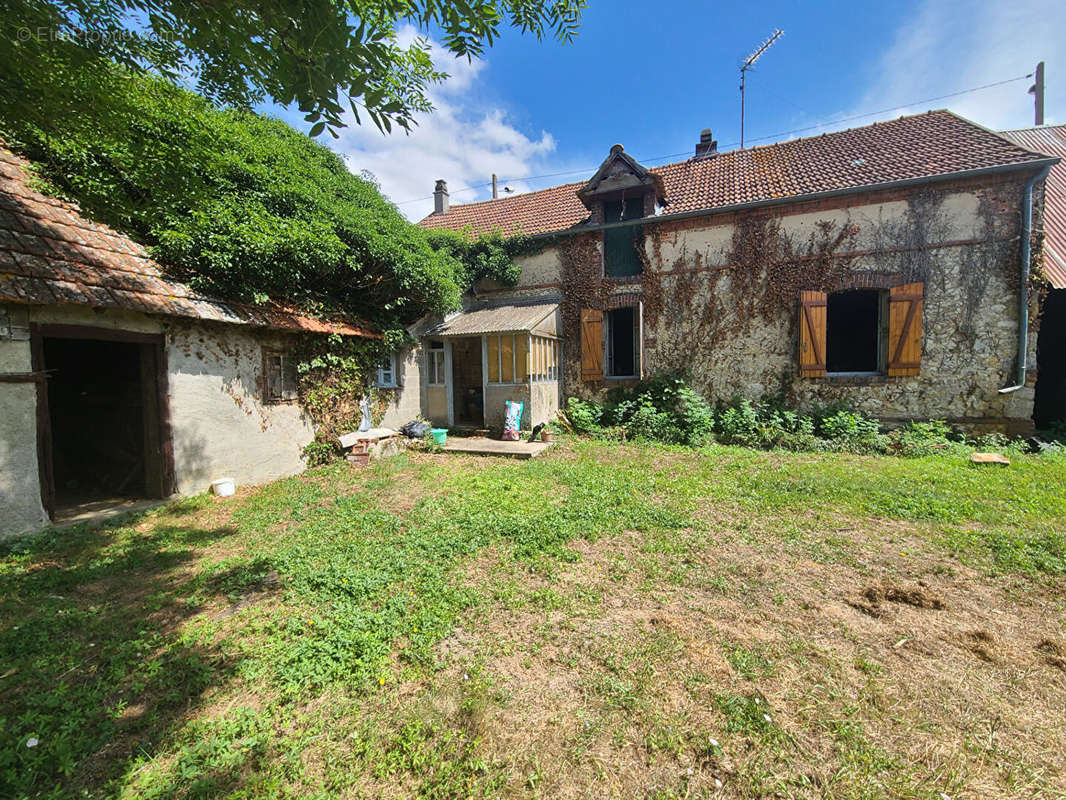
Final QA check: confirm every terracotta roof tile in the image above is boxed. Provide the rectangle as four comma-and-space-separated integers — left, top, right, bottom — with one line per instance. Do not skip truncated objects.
0, 146, 377, 337
420, 111, 1053, 238
1000, 125, 1066, 289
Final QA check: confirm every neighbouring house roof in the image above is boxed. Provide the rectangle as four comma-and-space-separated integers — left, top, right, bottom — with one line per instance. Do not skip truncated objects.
0, 147, 377, 337
419, 110, 1056, 238
999, 125, 1066, 289
423, 302, 559, 337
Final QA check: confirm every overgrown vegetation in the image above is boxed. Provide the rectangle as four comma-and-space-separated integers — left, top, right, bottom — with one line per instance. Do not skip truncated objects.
2, 441, 1065, 797
565, 373, 1041, 457
1, 69, 520, 333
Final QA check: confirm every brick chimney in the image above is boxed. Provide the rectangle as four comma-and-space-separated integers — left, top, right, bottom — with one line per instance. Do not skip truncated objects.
695, 129, 717, 159
433, 179, 449, 214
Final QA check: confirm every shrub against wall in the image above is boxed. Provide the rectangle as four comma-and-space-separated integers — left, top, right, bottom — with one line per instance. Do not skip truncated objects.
564, 374, 1031, 457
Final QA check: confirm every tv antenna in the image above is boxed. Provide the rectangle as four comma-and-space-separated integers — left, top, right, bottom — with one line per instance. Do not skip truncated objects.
740, 28, 784, 148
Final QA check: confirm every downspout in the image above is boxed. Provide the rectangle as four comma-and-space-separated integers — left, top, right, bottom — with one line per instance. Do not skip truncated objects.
999, 164, 1053, 394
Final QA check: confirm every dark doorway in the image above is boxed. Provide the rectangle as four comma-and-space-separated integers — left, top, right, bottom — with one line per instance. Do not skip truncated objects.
451, 337, 484, 426
607, 307, 636, 377
1035, 289, 1066, 430
34, 326, 171, 518
827, 290, 882, 373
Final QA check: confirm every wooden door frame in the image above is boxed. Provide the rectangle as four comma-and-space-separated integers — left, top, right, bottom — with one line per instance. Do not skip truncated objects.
30, 323, 174, 519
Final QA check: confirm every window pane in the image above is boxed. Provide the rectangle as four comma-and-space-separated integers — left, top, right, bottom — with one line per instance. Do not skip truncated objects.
517, 336, 528, 381
501, 335, 514, 382
487, 336, 499, 383
827, 290, 881, 373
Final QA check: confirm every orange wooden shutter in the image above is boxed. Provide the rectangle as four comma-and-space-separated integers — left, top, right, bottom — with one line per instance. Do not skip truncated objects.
798, 291, 827, 378
580, 308, 604, 381
888, 282, 923, 376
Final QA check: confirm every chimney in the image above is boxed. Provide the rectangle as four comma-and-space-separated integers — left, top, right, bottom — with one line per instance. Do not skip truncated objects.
492, 173, 498, 199
695, 129, 717, 159
433, 179, 449, 214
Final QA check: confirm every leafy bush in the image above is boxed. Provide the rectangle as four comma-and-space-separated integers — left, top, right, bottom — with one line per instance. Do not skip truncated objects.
885, 420, 956, 457
817, 410, 886, 453
566, 397, 605, 434
603, 374, 715, 446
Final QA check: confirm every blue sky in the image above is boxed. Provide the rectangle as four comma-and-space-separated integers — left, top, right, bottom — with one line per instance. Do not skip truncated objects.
272, 0, 1063, 220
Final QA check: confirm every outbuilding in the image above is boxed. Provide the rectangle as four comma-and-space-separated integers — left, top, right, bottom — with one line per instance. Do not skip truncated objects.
0, 146, 376, 537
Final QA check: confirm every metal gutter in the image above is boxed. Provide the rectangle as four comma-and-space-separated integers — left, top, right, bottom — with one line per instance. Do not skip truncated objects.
999, 162, 1055, 394
527, 158, 1061, 240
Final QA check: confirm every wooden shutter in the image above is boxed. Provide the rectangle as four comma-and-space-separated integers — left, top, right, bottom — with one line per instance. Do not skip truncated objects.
888, 282, 923, 376
580, 308, 604, 381
798, 291, 827, 378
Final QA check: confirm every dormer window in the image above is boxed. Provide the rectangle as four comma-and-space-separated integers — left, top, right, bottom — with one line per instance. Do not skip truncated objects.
603, 195, 646, 277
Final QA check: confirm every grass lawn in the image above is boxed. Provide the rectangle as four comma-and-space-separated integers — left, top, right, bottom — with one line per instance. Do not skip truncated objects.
2, 440, 1065, 799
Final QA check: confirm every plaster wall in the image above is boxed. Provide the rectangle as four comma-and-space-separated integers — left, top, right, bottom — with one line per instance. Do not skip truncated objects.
529, 381, 560, 427
166, 322, 314, 494
378, 347, 423, 429
426, 385, 447, 425
484, 384, 531, 430
0, 307, 47, 538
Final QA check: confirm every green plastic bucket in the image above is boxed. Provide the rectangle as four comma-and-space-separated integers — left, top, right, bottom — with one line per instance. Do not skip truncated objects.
430, 428, 448, 446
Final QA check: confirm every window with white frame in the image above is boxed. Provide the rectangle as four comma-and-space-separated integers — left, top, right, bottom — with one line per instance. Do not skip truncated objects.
427, 341, 445, 385
376, 353, 397, 388
529, 335, 559, 382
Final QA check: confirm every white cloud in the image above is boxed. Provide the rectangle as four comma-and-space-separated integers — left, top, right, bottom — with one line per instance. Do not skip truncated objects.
848, 0, 1063, 132
332, 26, 557, 221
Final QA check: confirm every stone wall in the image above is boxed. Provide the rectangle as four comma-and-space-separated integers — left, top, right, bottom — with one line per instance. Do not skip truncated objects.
498, 175, 1039, 431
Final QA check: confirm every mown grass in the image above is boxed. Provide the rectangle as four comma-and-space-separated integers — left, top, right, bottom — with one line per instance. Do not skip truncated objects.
1, 440, 1064, 798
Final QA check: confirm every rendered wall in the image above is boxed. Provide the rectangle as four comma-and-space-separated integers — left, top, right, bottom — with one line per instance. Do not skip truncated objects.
378, 347, 423, 429
529, 381, 560, 427
166, 322, 314, 494
0, 306, 48, 538
485, 384, 531, 430
426, 385, 447, 425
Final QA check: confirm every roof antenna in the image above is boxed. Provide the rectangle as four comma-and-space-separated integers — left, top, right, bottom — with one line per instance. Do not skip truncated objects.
740, 28, 784, 149
1029, 61, 1045, 126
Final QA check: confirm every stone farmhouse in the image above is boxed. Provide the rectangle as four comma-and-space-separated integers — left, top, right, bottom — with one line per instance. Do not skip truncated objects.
410, 111, 1059, 435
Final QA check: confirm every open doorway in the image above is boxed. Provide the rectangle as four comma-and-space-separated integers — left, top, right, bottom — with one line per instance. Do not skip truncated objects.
451, 337, 484, 427
33, 326, 172, 520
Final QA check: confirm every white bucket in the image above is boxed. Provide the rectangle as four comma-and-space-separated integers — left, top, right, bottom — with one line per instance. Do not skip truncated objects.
210, 477, 236, 497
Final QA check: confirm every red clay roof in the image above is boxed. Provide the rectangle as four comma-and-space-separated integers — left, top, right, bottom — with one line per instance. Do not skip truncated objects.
0, 147, 377, 337
419, 110, 1054, 238
999, 125, 1066, 289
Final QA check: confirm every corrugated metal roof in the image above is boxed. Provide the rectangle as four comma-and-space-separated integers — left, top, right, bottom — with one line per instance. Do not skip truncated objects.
0, 146, 378, 336
999, 125, 1066, 289
423, 303, 558, 337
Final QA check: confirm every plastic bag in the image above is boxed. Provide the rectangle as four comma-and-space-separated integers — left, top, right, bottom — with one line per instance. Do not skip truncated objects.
502, 401, 523, 441
400, 420, 431, 439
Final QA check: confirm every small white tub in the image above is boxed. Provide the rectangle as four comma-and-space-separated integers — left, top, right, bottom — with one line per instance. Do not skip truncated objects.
210, 477, 236, 497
